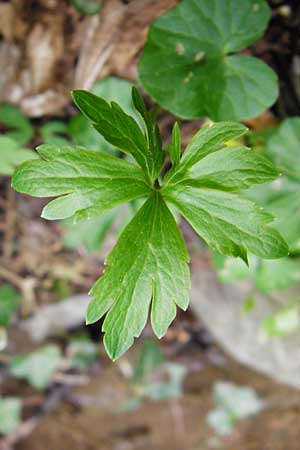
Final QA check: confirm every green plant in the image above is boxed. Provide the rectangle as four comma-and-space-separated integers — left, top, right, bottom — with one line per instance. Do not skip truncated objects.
0, 136, 38, 176
213, 117, 300, 337
139, 0, 278, 121
0, 284, 21, 328
0, 397, 22, 436
118, 339, 186, 412
71, 0, 102, 16
10, 345, 63, 390
0, 103, 33, 146
65, 76, 139, 252
12, 88, 288, 360
207, 382, 264, 436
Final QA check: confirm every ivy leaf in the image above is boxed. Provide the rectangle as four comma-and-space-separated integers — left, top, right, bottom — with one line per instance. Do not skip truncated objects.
71, 90, 151, 178
139, 0, 278, 121
0, 103, 34, 146
12, 145, 150, 221
163, 185, 288, 262
86, 192, 190, 360
0, 136, 38, 176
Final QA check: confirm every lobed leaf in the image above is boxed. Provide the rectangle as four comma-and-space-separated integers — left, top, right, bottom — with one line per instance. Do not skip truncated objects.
69, 77, 139, 156
188, 146, 279, 191
165, 122, 247, 184
163, 185, 288, 262
86, 192, 190, 360
12, 145, 150, 221
72, 90, 151, 177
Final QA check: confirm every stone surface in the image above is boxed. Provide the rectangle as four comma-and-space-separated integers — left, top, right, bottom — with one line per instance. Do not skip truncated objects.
190, 254, 300, 389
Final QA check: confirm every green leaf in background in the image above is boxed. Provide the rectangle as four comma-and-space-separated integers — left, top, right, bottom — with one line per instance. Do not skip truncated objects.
68, 334, 98, 370
133, 339, 165, 385
63, 209, 118, 253
207, 382, 264, 436
207, 408, 235, 436
247, 118, 300, 252
268, 117, 300, 180
86, 193, 190, 360
0, 136, 38, 176
242, 295, 256, 314
118, 340, 185, 412
68, 77, 137, 156
12, 145, 150, 221
0, 397, 22, 436
247, 125, 278, 152
142, 363, 186, 401
0, 103, 34, 146
0, 284, 21, 327
262, 306, 300, 337
212, 253, 257, 283
39, 121, 69, 146
267, 187, 300, 252
139, 0, 278, 121
256, 258, 300, 292
214, 252, 300, 293
72, 0, 102, 16
10, 345, 63, 390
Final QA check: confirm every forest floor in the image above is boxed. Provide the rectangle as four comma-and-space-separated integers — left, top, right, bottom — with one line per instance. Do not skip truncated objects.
11, 332, 300, 450
1, 1, 300, 449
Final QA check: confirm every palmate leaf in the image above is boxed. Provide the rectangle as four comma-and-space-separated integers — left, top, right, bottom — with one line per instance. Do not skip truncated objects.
12, 145, 150, 221
87, 192, 190, 360
139, 0, 278, 121
12, 88, 289, 360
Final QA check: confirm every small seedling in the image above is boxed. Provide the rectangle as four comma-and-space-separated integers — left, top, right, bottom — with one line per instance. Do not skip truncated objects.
12, 88, 288, 360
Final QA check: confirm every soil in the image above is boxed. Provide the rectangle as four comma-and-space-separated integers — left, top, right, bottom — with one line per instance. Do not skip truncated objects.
14, 341, 300, 450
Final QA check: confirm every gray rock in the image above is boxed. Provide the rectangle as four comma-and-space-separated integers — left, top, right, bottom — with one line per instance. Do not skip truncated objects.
190, 257, 300, 389
22, 294, 89, 342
